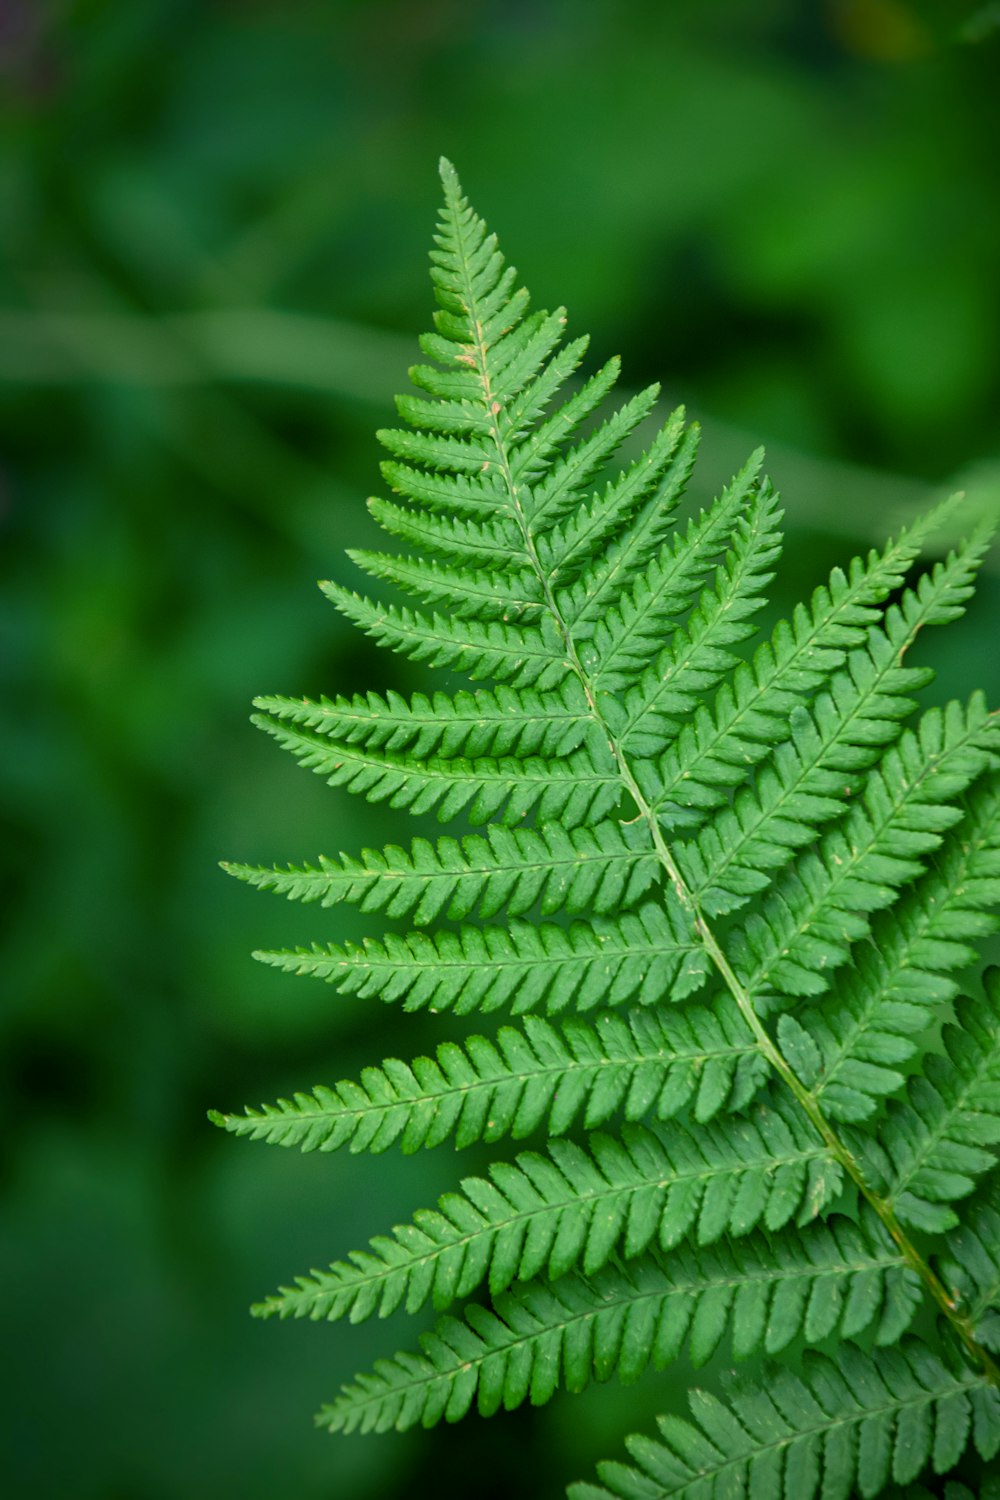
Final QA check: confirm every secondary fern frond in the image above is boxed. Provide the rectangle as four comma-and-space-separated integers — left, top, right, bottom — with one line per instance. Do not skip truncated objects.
250, 711, 619, 827
520, 379, 661, 525
216, 160, 1000, 1496
644, 491, 973, 795
320, 584, 570, 689
671, 532, 992, 918
346, 548, 544, 621
366, 493, 525, 567
557, 415, 701, 634
569, 1342, 1000, 1500
579, 453, 772, 687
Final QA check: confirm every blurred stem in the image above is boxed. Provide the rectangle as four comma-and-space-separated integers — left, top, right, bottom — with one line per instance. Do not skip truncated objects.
2, 303, 997, 554
0, 306, 413, 403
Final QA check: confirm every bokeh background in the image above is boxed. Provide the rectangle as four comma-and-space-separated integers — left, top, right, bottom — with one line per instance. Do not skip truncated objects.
3, 2, 1000, 1497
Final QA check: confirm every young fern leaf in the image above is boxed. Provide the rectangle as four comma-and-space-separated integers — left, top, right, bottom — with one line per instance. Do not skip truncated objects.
225, 817, 663, 924
216, 160, 1000, 1497
644, 489, 973, 793
671, 530, 994, 918
250, 709, 620, 828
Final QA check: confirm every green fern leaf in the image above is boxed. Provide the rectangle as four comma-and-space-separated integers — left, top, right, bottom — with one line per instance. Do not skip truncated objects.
580, 454, 773, 688
320, 584, 571, 689
365, 493, 526, 567
250, 710, 619, 827
568, 1342, 1000, 1500
671, 531, 992, 917
347, 547, 544, 621
556, 415, 701, 634
939, 1192, 1000, 1352
518, 378, 661, 525
217, 160, 1000, 1489
224, 817, 663, 924
646, 490, 973, 798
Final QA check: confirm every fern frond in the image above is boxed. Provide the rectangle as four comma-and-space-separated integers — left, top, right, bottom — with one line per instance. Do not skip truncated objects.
557, 416, 701, 634
939, 1193, 1000, 1351
317, 1211, 918, 1434
220, 161, 1000, 1484
377, 450, 505, 514
568, 1341, 1000, 1500
378, 418, 503, 470
252, 899, 711, 1016
505, 352, 619, 485
516, 378, 657, 520
365, 494, 525, 567
856, 974, 1000, 1233
253, 1098, 837, 1326
211, 999, 767, 1157
535, 417, 695, 584
498, 334, 592, 450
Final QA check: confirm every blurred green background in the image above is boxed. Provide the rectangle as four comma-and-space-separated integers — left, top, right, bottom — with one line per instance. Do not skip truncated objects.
2, 2, 1000, 1497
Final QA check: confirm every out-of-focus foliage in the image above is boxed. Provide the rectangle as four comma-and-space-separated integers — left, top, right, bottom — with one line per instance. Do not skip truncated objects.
1, 3, 998, 1498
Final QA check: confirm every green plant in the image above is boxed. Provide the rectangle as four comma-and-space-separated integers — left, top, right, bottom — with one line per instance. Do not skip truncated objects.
213, 161, 1000, 1498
